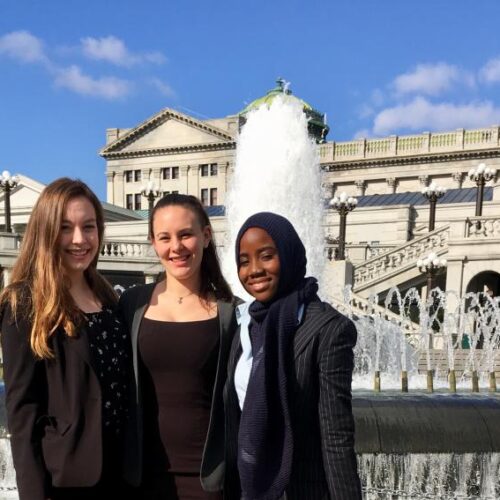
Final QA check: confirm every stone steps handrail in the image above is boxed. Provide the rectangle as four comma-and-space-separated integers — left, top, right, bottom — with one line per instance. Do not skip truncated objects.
101, 240, 153, 259
353, 224, 450, 290
466, 216, 500, 238
330, 292, 419, 344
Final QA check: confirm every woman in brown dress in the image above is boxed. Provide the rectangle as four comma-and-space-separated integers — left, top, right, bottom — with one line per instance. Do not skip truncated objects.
119, 193, 237, 499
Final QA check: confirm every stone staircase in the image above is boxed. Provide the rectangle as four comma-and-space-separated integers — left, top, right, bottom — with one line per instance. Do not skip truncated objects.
352, 224, 450, 297
330, 290, 420, 345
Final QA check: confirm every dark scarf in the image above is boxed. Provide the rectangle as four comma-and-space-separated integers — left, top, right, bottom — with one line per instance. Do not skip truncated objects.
235, 212, 318, 500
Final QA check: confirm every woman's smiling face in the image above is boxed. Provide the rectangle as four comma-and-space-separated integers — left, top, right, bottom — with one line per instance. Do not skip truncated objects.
238, 227, 280, 303
151, 205, 211, 284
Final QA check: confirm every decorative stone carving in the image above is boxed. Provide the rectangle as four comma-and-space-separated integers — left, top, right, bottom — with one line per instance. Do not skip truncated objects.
419, 175, 429, 186
386, 177, 397, 194
355, 180, 366, 196
353, 225, 450, 288
452, 172, 464, 188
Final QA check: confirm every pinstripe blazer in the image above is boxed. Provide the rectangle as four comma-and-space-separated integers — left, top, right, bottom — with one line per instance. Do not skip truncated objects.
224, 299, 362, 500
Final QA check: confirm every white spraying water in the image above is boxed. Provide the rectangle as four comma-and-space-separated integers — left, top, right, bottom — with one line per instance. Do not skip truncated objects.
222, 94, 324, 298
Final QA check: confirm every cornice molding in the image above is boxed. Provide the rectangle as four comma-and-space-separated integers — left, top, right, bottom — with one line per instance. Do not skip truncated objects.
103, 141, 236, 160
100, 108, 235, 158
321, 148, 500, 172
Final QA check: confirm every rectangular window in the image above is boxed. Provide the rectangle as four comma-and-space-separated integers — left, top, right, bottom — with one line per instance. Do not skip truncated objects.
134, 170, 141, 182
200, 164, 209, 177
172, 166, 179, 179
210, 163, 218, 176
210, 188, 218, 206
134, 193, 141, 210
124, 170, 133, 183
172, 190, 179, 194
201, 188, 209, 206
163, 191, 170, 197
126, 194, 133, 210
162, 167, 170, 180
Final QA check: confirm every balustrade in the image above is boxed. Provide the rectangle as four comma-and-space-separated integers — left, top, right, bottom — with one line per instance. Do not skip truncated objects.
319, 125, 500, 163
353, 225, 450, 289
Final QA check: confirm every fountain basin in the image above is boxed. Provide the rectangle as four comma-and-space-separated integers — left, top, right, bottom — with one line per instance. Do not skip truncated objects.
353, 392, 500, 454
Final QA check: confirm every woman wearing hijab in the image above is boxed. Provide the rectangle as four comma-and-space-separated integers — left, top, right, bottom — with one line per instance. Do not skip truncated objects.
224, 212, 361, 500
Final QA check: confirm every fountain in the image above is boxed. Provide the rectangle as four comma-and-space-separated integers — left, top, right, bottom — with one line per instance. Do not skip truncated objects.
223, 86, 500, 499
0, 85, 499, 498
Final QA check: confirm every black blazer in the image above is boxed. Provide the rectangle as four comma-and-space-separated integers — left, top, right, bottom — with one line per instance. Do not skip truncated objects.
0, 302, 129, 500
118, 283, 238, 491
224, 300, 362, 500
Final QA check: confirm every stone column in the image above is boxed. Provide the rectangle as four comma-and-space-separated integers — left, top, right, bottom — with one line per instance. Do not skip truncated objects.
386, 177, 397, 194
452, 172, 464, 188
188, 165, 199, 198
106, 171, 115, 204
180, 165, 190, 195
115, 171, 125, 208
219, 162, 229, 205
355, 180, 366, 196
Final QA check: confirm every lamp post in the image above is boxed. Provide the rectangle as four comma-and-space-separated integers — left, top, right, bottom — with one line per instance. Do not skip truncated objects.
421, 182, 446, 231
417, 252, 447, 392
0, 170, 19, 233
141, 180, 160, 235
329, 192, 357, 260
468, 163, 497, 216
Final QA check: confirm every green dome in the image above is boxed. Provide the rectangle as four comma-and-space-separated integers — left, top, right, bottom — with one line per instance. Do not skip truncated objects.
239, 78, 329, 142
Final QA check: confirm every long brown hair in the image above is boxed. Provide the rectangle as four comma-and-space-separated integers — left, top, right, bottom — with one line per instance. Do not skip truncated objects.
150, 193, 233, 302
0, 178, 117, 359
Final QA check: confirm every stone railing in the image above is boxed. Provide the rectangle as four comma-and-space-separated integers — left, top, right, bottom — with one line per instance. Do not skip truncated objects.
353, 225, 450, 290
466, 216, 500, 238
319, 126, 500, 163
100, 240, 153, 259
332, 291, 419, 341
324, 243, 395, 262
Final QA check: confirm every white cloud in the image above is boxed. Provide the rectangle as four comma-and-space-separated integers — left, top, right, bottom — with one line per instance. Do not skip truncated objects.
54, 65, 131, 99
0, 30, 48, 64
393, 63, 468, 97
354, 129, 371, 139
81, 36, 166, 67
149, 77, 176, 98
480, 57, 500, 83
373, 96, 500, 135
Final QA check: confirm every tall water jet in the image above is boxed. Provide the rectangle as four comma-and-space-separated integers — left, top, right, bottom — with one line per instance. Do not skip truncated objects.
223, 94, 324, 295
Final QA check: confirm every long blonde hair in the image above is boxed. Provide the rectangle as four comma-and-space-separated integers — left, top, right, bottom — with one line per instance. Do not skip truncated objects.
0, 178, 116, 359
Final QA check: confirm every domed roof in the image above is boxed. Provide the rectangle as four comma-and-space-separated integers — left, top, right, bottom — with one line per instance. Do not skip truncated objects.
239, 78, 329, 142
240, 78, 313, 115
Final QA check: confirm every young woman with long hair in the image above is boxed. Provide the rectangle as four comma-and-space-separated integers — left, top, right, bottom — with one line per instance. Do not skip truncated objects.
118, 193, 237, 500
0, 178, 137, 500
224, 212, 362, 500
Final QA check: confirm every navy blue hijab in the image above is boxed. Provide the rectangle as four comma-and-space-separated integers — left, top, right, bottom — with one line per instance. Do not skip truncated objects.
235, 212, 318, 500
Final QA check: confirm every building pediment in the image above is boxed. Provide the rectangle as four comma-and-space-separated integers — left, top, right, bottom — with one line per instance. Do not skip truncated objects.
100, 108, 236, 159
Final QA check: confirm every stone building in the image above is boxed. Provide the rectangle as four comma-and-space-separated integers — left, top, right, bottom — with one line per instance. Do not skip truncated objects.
99, 80, 500, 308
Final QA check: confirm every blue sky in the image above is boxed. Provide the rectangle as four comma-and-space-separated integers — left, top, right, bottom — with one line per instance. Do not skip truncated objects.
2, 0, 500, 199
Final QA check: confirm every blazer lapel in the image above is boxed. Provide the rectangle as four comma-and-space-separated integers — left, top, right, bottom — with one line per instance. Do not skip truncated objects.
293, 301, 339, 359
67, 324, 92, 366
217, 300, 235, 351
130, 284, 155, 388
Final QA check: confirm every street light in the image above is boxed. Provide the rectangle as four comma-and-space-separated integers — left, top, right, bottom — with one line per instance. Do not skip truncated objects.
329, 192, 357, 260
416, 252, 447, 392
468, 163, 497, 216
421, 182, 446, 231
0, 170, 19, 233
141, 180, 160, 235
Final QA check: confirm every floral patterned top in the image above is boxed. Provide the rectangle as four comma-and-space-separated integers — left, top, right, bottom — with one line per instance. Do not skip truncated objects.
85, 307, 131, 439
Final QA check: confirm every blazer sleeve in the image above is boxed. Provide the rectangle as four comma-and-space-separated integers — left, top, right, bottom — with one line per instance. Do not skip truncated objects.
317, 317, 362, 500
1, 304, 49, 500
